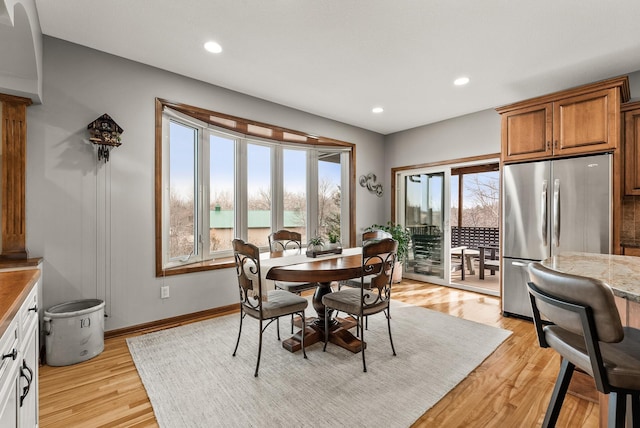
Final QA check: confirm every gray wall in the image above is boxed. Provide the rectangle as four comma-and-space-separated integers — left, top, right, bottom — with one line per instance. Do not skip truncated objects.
381, 109, 501, 218
27, 37, 386, 331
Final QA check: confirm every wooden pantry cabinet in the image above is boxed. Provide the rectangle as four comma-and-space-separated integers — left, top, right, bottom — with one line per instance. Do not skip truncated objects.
622, 101, 640, 195
497, 76, 630, 163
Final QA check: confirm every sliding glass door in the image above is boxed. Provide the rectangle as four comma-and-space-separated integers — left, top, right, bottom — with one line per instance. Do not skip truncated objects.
395, 158, 501, 293
398, 167, 452, 285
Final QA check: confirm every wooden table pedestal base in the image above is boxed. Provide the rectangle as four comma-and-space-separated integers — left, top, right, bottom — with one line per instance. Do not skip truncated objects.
282, 315, 365, 353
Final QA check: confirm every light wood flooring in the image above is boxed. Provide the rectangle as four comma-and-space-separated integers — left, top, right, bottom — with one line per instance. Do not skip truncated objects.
39, 279, 599, 427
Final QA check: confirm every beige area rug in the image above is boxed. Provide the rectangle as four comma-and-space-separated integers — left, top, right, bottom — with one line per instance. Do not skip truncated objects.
127, 301, 511, 428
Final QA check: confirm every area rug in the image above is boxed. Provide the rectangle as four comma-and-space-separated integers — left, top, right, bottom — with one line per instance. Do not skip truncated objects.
127, 301, 511, 427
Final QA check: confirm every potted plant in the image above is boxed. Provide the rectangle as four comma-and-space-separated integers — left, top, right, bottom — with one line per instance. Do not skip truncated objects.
327, 231, 341, 250
366, 222, 411, 283
308, 236, 324, 252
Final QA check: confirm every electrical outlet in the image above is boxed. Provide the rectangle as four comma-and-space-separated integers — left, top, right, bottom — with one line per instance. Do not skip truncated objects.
160, 285, 170, 299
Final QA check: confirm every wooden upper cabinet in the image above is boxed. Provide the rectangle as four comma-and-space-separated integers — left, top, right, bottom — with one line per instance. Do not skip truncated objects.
622, 101, 640, 195
497, 76, 629, 163
501, 103, 552, 161
553, 88, 619, 156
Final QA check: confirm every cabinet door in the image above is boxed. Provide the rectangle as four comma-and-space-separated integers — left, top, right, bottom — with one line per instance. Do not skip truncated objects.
624, 108, 640, 195
18, 326, 37, 428
0, 370, 18, 428
501, 103, 553, 162
553, 87, 619, 156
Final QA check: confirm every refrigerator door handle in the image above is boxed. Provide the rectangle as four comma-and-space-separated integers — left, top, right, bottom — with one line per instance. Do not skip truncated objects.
553, 178, 560, 247
541, 180, 548, 247
512, 261, 529, 267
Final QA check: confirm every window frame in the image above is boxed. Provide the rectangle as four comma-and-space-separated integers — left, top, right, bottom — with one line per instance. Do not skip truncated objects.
155, 98, 356, 277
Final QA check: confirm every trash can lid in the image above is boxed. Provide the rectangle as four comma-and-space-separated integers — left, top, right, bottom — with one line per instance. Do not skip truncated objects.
45, 299, 105, 317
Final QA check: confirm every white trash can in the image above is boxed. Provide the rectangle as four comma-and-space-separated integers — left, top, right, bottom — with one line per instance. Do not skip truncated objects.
44, 299, 105, 366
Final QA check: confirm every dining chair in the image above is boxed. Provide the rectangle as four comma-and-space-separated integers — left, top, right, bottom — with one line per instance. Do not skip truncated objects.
232, 238, 308, 377
338, 229, 392, 290
322, 237, 398, 372
268, 229, 317, 332
337, 229, 393, 330
527, 262, 640, 427
362, 229, 392, 243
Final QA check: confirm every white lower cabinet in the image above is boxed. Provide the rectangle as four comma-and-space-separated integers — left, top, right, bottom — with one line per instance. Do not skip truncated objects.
0, 320, 19, 428
18, 324, 37, 427
0, 277, 40, 428
0, 374, 19, 428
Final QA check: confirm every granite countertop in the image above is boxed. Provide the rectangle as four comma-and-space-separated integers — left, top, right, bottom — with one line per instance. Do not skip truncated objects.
540, 251, 640, 302
0, 269, 41, 338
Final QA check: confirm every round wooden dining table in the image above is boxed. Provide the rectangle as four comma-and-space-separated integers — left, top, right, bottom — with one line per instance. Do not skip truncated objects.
266, 253, 365, 353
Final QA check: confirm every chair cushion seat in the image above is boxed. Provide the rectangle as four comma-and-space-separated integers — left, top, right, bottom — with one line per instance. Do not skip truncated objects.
322, 288, 388, 316
545, 325, 640, 390
244, 290, 308, 319
274, 280, 317, 294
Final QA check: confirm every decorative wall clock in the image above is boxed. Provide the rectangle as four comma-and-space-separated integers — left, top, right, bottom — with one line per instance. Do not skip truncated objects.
87, 113, 123, 162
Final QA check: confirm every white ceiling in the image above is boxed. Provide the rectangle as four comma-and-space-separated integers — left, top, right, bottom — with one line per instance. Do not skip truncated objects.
34, 0, 640, 135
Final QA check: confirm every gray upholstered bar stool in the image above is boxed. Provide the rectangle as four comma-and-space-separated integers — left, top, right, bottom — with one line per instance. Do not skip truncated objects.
527, 262, 640, 427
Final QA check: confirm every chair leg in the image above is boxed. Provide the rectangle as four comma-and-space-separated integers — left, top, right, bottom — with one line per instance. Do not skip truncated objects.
361, 313, 367, 373
290, 314, 294, 334
232, 309, 244, 356
254, 319, 263, 377
631, 393, 640, 428
386, 309, 396, 356
542, 358, 575, 428
276, 317, 281, 341
292, 291, 302, 334
608, 392, 627, 428
323, 306, 329, 351
300, 311, 307, 359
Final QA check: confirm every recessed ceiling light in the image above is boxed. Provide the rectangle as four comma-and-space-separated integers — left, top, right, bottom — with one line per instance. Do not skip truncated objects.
204, 41, 223, 54
372, 107, 384, 114
454, 76, 470, 86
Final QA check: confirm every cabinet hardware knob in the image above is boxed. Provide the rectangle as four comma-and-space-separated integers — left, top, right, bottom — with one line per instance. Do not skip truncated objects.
28, 305, 37, 313
2, 348, 17, 360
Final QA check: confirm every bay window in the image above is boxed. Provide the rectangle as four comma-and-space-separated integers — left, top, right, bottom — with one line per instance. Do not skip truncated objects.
155, 99, 354, 276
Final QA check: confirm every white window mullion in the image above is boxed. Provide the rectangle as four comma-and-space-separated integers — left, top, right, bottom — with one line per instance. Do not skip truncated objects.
340, 151, 350, 245
201, 130, 212, 259
236, 139, 248, 240
193, 127, 203, 260
272, 147, 283, 232
307, 149, 319, 240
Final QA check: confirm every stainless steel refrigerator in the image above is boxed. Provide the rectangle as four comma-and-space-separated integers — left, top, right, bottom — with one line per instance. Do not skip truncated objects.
502, 153, 612, 318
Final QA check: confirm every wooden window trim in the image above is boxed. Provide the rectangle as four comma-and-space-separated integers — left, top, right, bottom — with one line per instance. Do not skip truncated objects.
155, 98, 356, 277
